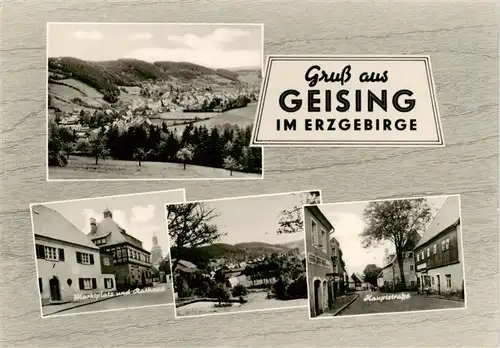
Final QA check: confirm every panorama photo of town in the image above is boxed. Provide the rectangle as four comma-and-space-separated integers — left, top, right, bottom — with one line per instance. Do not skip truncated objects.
30, 189, 185, 317
304, 195, 466, 319
47, 23, 263, 180
166, 190, 322, 318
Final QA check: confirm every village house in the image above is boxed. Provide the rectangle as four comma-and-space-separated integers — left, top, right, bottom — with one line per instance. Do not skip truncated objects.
377, 232, 420, 291
87, 208, 153, 291
414, 196, 464, 298
304, 205, 335, 318
32, 205, 116, 305
330, 237, 347, 296
349, 272, 370, 291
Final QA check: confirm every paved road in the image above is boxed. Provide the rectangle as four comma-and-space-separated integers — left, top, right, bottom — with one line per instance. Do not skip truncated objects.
338, 291, 464, 316
58, 283, 174, 315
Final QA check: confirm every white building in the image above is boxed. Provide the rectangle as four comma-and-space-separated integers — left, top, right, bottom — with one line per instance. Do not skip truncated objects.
32, 205, 115, 305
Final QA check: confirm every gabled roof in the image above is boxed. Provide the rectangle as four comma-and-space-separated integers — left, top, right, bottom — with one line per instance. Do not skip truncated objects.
351, 272, 364, 282
31, 204, 98, 250
414, 196, 460, 249
88, 217, 145, 250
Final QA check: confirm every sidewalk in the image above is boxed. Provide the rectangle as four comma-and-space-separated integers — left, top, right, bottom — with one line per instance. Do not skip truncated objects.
416, 292, 465, 302
42, 294, 119, 316
318, 293, 358, 317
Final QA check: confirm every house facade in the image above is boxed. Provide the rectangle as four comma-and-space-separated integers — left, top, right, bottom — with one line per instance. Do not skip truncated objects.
378, 252, 418, 291
414, 196, 464, 297
32, 205, 116, 305
330, 237, 347, 296
304, 205, 335, 318
87, 209, 153, 291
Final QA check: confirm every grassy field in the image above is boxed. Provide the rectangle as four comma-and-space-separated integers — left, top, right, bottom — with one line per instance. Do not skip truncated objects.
169, 103, 257, 135
48, 156, 262, 180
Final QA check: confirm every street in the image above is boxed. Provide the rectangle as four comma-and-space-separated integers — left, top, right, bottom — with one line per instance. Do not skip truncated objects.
337, 290, 465, 316
46, 283, 174, 316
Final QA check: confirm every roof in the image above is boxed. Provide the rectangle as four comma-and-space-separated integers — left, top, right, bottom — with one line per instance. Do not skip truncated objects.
172, 259, 198, 272
88, 217, 145, 250
351, 272, 364, 282
306, 205, 335, 232
31, 205, 98, 250
381, 254, 397, 270
414, 196, 461, 249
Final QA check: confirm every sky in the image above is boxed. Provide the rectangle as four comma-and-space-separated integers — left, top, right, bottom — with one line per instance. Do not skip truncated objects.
44, 189, 185, 255
177, 191, 321, 246
318, 195, 448, 275
47, 23, 263, 69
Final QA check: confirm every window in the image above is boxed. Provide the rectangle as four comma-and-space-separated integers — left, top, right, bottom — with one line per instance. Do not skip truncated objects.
445, 238, 450, 250
79, 278, 94, 290
76, 252, 94, 265
332, 248, 336, 256
410, 280, 415, 288
103, 257, 110, 266
100, 238, 106, 245
67, 279, 72, 286
416, 253, 420, 262
117, 249, 122, 258
445, 274, 451, 288
104, 278, 114, 289
44, 246, 58, 261
407, 252, 413, 258
431, 277, 434, 285
421, 251, 424, 260
426, 247, 430, 258
38, 278, 43, 293
410, 264, 414, 271
441, 240, 446, 251
311, 219, 318, 246
433, 244, 437, 255
320, 229, 326, 249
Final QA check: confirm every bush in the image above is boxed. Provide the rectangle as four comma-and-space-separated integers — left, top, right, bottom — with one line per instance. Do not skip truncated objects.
210, 285, 230, 304
231, 284, 248, 297
48, 152, 68, 167
286, 275, 308, 299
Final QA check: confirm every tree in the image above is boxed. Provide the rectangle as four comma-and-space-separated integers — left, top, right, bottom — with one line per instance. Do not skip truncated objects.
133, 147, 154, 166
222, 156, 241, 176
88, 133, 108, 165
176, 145, 194, 170
363, 264, 382, 287
277, 191, 322, 234
167, 202, 225, 273
62, 141, 74, 160
360, 199, 432, 288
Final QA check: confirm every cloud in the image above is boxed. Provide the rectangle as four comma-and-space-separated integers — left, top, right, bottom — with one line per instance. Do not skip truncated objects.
124, 47, 260, 69
73, 30, 103, 40
326, 211, 391, 274
167, 28, 250, 50
131, 32, 153, 40
130, 204, 156, 224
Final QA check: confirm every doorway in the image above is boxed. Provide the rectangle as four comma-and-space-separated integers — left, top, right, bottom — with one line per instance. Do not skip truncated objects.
49, 276, 61, 301
436, 275, 441, 295
313, 279, 321, 317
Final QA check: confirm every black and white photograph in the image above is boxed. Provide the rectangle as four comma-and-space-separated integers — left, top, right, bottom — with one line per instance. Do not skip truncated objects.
166, 190, 322, 318
47, 22, 263, 180
304, 195, 466, 319
30, 189, 185, 317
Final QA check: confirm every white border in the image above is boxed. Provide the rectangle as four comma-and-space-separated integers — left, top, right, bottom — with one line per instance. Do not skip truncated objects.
301, 193, 467, 320
45, 22, 265, 182
29, 188, 187, 318
165, 189, 323, 319
250, 54, 446, 148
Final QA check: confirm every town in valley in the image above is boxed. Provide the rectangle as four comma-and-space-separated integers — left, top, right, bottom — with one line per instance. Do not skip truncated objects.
47, 23, 263, 179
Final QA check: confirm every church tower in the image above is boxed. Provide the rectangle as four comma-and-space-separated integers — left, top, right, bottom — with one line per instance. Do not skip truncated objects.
150, 233, 163, 265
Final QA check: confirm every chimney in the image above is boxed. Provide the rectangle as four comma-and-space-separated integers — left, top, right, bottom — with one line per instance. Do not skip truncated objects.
90, 217, 97, 234
103, 208, 112, 219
